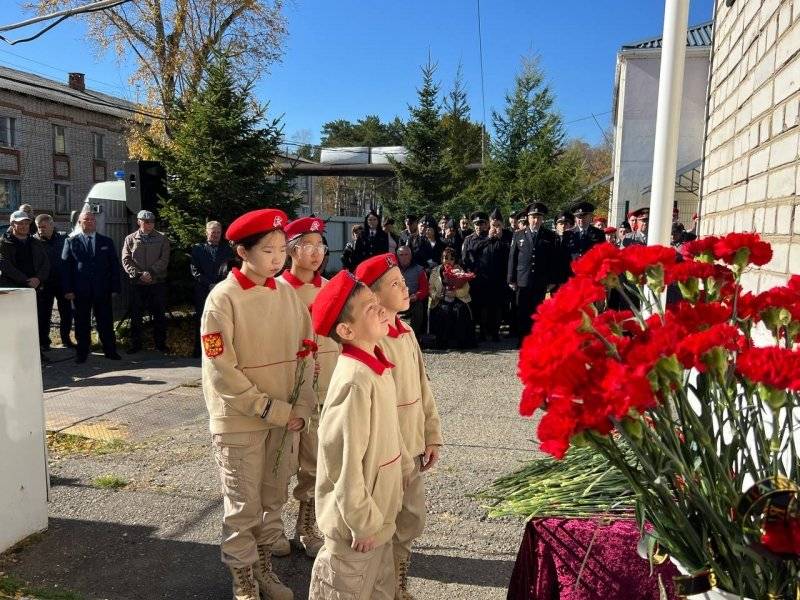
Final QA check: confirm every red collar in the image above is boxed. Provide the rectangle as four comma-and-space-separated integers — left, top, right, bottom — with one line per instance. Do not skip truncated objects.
341, 344, 394, 375
281, 270, 322, 289
387, 317, 410, 338
232, 267, 276, 290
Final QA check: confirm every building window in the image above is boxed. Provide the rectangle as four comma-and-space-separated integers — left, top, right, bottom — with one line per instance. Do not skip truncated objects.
0, 117, 16, 148
54, 183, 71, 214
0, 179, 21, 211
53, 124, 66, 154
93, 133, 104, 159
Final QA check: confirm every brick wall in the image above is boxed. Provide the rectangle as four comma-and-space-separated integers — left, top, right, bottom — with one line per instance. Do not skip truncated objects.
702, 0, 800, 291
0, 89, 130, 226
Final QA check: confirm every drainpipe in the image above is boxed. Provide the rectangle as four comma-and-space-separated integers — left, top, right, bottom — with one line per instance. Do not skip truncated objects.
647, 0, 690, 246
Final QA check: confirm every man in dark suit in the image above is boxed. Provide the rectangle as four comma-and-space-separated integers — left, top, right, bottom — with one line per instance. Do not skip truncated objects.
570, 201, 605, 259
189, 220, 233, 357
62, 211, 121, 363
508, 202, 554, 342
34, 214, 74, 349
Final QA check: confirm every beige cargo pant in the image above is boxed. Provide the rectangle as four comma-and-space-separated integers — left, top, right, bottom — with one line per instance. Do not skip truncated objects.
309, 541, 394, 599
292, 413, 318, 502
212, 428, 298, 567
393, 457, 426, 561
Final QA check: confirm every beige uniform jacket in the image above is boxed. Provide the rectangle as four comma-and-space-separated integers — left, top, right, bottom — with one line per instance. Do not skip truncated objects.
201, 269, 315, 434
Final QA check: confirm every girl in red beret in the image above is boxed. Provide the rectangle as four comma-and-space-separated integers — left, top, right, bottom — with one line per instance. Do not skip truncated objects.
279, 217, 341, 558
200, 208, 314, 600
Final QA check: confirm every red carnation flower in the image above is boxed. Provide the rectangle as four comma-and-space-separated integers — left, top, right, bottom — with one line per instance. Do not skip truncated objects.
572, 243, 625, 283
664, 260, 717, 285
713, 232, 772, 267
537, 408, 577, 459
675, 323, 740, 372
736, 347, 800, 390
680, 236, 719, 260
620, 244, 678, 277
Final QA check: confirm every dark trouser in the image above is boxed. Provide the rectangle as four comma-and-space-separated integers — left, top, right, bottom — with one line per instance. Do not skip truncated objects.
74, 294, 116, 357
38, 283, 73, 346
399, 300, 425, 339
193, 287, 210, 357
516, 285, 547, 342
130, 282, 167, 348
430, 299, 475, 349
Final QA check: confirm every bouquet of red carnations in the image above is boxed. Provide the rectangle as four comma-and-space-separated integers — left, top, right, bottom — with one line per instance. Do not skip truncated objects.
442, 263, 475, 291
517, 232, 799, 599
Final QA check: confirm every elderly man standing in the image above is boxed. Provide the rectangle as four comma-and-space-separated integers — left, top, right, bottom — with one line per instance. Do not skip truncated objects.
189, 220, 232, 358
397, 244, 429, 338
121, 210, 171, 354
62, 211, 121, 363
0, 210, 50, 343
34, 214, 73, 349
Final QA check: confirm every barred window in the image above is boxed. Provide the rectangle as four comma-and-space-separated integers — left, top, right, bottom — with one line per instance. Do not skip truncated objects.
0, 117, 16, 148
55, 183, 71, 214
0, 179, 21, 211
93, 133, 105, 159
53, 124, 67, 154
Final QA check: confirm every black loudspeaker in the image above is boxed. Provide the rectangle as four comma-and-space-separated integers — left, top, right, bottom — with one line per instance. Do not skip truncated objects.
123, 160, 167, 217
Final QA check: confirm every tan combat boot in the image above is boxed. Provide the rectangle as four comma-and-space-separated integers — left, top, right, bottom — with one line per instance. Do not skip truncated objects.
271, 532, 291, 557
228, 565, 260, 600
394, 555, 415, 600
254, 545, 293, 600
294, 499, 324, 558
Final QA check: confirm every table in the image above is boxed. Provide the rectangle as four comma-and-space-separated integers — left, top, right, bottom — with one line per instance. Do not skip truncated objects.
507, 517, 680, 600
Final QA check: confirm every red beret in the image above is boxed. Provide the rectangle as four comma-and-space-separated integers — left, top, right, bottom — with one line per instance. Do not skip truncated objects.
226, 209, 288, 243
311, 270, 358, 336
603, 226, 617, 234
284, 217, 325, 241
354, 253, 398, 286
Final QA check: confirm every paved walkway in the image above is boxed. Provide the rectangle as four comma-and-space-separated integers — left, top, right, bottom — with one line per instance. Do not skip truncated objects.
4, 342, 536, 600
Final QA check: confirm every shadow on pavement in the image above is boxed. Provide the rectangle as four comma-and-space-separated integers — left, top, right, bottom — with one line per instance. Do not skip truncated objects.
1, 517, 314, 600
413, 551, 515, 588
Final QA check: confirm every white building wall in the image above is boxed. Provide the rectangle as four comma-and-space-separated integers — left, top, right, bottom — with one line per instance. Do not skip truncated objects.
610, 49, 710, 225
701, 0, 800, 293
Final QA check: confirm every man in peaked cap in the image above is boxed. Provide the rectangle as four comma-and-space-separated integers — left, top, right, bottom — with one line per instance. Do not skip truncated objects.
570, 201, 604, 259
552, 210, 575, 289
623, 207, 649, 247
507, 202, 554, 343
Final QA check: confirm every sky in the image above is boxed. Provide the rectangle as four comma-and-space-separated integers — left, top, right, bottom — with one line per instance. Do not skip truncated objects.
2, 0, 713, 148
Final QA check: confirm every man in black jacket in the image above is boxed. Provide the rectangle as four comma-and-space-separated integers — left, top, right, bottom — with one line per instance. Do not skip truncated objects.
552, 211, 575, 290
462, 211, 505, 341
570, 201, 605, 258
190, 220, 233, 357
34, 214, 73, 349
62, 211, 121, 363
508, 202, 554, 342
0, 210, 51, 344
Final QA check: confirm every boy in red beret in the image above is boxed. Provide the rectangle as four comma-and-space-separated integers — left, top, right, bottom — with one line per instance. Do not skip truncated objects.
201, 208, 315, 600
355, 253, 443, 599
308, 270, 413, 600
279, 216, 340, 558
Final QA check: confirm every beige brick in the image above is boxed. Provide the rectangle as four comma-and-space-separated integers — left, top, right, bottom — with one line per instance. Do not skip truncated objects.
740, 271, 760, 294
751, 81, 774, 116
755, 206, 766, 231
778, 1, 793, 37
735, 208, 754, 231
767, 242, 790, 272
760, 272, 788, 292
789, 244, 800, 274
794, 204, 800, 233
766, 14, 779, 49
717, 189, 731, 211
776, 204, 794, 234
773, 104, 787, 134
765, 205, 778, 233
731, 183, 748, 207
768, 164, 797, 198
770, 131, 799, 166
749, 145, 771, 175
733, 156, 748, 183
775, 53, 800, 103
750, 122, 761, 149
760, 116, 772, 143
785, 98, 799, 128
705, 193, 717, 214
755, 47, 778, 88
719, 164, 733, 189
747, 174, 769, 203
776, 13, 800, 68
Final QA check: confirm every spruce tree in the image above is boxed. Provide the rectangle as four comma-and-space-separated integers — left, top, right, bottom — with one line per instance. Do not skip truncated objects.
150, 54, 293, 248
477, 56, 576, 215
392, 57, 450, 218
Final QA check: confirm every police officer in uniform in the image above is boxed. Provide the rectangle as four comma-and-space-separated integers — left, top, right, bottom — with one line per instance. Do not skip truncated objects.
552, 210, 575, 290
507, 202, 554, 342
570, 201, 605, 259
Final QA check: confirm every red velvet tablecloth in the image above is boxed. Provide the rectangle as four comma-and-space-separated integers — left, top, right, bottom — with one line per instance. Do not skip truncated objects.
507, 517, 680, 600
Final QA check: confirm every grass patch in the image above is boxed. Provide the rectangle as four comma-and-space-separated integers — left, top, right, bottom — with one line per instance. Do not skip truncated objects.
92, 474, 128, 490
0, 574, 83, 600
47, 433, 133, 458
